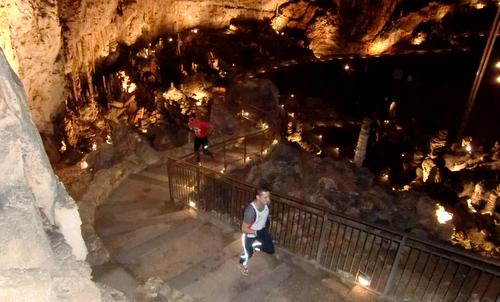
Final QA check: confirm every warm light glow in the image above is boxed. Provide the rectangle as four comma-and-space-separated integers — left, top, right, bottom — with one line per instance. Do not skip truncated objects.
357, 274, 371, 287
196, 101, 202, 106
168, 37, 173, 42
466, 144, 472, 153
191, 28, 198, 34
59, 141, 67, 153
473, 2, 486, 9
467, 199, 477, 213
91, 143, 97, 151
229, 24, 238, 32
411, 32, 426, 45
344, 64, 350, 70
188, 200, 197, 209
318, 134, 322, 139
141, 129, 148, 133
80, 161, 88, 169
220, 168, 225, 174
496, 75, 500, 84
290, 94, 295, 98
495, 61, 500, 69
118, 71, 137, 93
272, 139, 278, 145
435, 204, 453, 224
106, 135, 113, 144
263, 149, 269, 155
246, 156, 251, 161
368, 40, 391, 55
380, 172, 389, 182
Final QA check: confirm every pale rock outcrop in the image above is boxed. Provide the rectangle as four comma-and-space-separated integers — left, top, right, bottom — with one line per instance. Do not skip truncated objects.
0, 48, 101, 301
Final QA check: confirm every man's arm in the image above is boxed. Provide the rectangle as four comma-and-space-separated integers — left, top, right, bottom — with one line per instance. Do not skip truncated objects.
241, 205, 256, 235
241, 222, 256, 235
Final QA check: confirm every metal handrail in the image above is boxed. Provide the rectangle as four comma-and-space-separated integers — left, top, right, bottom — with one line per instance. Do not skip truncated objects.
167, 133, 500, 301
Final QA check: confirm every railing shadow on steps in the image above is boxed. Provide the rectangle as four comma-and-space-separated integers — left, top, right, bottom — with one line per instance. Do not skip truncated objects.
167, 157, 500, 302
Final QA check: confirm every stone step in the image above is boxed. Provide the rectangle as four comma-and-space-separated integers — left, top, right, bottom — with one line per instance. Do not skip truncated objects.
114, 218, 201, 264
126, 220, 236, 280
167, 238, 242, 289
92, 262, 138, 300
96, 200, 168, 226
106, 176, 169, 204
128, 172, 169, 189
102, 222, 173, 255
180, 252, 280, 302
231, 262, 293, 302
137, 164, 169, 183
97, 208, 195, 238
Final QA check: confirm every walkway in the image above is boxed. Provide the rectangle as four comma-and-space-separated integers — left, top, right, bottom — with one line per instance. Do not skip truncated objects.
92, 162, 378, 301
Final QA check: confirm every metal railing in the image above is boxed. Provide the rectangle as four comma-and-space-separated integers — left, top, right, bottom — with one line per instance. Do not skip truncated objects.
167, 159, 500, 302
182, 127, 274, 171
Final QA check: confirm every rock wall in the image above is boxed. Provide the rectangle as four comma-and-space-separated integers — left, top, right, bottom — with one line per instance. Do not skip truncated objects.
0, 0, 66, 135
0, 0, 285, 134
0, 48, 101, 301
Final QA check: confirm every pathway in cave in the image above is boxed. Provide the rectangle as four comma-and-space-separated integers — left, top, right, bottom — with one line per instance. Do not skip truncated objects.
92, 161, 377, 301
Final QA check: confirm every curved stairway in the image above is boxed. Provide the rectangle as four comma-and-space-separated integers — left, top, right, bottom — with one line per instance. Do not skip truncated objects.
92, 163, 377, 302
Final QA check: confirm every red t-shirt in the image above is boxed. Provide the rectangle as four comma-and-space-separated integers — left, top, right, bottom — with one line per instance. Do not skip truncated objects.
188, 119, 211, 138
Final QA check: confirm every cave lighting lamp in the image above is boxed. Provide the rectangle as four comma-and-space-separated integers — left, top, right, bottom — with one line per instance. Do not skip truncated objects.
91, 143, 97, 151
435, 204, 453, 224
344, 64, 350, 70
191, 28, 198, 34
495, 61, 500, 69
168, 37, 173, 42
188, 200, 197, 209
290, 94, 295, 98
272, 139, 278, 145
357, 272, 371, 287
496, 75, 500, 84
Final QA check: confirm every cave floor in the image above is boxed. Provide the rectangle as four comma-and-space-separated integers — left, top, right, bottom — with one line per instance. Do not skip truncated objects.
92, 162, 379, 302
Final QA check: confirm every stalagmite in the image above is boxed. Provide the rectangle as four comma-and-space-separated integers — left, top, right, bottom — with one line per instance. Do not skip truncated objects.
353, 117, 371, 167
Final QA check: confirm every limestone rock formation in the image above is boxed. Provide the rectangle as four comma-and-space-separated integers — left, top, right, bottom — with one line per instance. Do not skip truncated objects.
0, 48, 102, 301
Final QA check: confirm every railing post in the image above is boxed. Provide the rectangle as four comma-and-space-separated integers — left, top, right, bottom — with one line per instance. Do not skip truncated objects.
315, 213, 330, 265
196, 164, 202, 210
382, 236, 406, 298
167, 158, 174, 206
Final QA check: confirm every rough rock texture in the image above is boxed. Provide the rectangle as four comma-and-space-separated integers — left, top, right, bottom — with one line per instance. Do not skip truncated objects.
0, 0, 284, 134
0, 48, 102, 301
272, 0, 452, 57
0, 0, 66, 134
235, 143, 454, 242
58, 0, 284, 90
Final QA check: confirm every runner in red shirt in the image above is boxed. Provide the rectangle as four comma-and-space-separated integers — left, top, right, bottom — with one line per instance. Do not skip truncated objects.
188, 114, 215, 164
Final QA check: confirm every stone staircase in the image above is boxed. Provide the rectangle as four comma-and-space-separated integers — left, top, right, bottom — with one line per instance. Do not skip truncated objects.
92, 163, 377, 302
